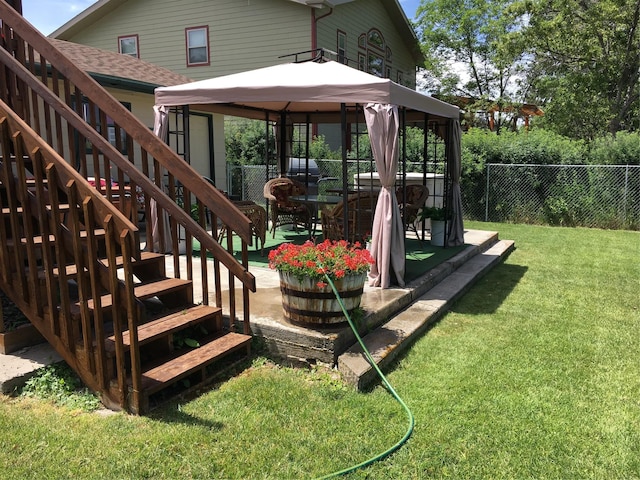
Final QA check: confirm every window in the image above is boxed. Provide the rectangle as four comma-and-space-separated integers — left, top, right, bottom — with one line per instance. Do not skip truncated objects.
186, 26, 210, 66
337, 30, 347, 64
75, 97, 131, 154
358, 53, 366, 71
367, 29, 383, 50
118, 35, 139, 58
368, 52, 384, 77
358, 28, 391, 78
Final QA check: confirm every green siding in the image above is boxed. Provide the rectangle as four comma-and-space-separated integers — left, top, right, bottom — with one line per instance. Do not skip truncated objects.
316, 0, 418, 88
67, 0, 312, 80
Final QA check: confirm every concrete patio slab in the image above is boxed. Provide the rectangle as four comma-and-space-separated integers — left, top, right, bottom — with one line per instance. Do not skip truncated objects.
338, 239, 515, 389
0, 229, 513, 395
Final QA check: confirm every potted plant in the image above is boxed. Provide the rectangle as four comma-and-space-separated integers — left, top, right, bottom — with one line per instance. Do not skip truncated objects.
268, 240, 374, 326
419, 206, 450, 247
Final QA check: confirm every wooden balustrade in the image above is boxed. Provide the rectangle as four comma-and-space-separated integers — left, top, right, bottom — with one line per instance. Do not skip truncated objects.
0, 1, 256, 413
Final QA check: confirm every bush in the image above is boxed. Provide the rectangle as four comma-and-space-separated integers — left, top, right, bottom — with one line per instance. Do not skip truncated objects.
459, 128, 640, 226
292, 134, 341, 160
462, 128, 586, 167
587, 131, 640, 165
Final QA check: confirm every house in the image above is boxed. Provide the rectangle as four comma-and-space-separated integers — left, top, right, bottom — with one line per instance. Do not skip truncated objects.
50, 0, 426, 177
444, 96, 544, 132
51, 0, 424, 88
47, 39, 228, 186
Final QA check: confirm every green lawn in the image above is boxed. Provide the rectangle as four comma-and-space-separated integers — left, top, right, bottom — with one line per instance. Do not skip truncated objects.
1, 222, 638, 479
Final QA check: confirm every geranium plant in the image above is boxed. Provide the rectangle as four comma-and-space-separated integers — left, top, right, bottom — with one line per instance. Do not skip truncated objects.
268, 239, 374, 284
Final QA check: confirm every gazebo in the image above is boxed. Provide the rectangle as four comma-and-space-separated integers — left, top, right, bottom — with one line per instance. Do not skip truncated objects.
153, 57, 463, 288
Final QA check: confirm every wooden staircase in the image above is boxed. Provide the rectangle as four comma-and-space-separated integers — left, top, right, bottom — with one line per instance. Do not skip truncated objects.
0, 1, 257, 413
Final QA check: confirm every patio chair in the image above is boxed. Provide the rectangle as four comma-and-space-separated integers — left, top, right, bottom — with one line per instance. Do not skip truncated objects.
217, 200, 267, 255
396, 184, 429, 239
263, 177, 312, 238
321, 191, 376, 244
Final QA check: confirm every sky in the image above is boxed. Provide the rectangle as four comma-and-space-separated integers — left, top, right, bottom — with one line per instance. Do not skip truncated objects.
22, 0, 422, 36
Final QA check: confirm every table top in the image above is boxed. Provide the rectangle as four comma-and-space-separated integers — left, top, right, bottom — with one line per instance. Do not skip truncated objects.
325, 188, 360, 195
290, 194, 343, 205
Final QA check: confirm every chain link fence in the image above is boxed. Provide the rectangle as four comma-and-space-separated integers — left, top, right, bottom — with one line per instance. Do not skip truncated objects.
227, 159, 445, 206
227, 160, 377, 207
463, 164, 640, 230
229, 163, 639, 230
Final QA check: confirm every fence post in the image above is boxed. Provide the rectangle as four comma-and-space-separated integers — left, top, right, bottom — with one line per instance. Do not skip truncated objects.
485, 163, 490, 222
623, 164, 629, 222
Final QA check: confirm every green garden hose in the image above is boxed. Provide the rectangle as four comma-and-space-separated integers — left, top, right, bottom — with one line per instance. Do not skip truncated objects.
316, 274, 415, 479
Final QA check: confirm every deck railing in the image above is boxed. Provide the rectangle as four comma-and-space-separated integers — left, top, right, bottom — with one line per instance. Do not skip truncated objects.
0, 1, 255, 295
0, 1, 256, 407
0, 98, 142, 398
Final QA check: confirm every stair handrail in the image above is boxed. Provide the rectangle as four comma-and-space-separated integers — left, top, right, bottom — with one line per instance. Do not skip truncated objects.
0, 2, 256, 291
0, 98, 145, 400
0, 97, 137, 249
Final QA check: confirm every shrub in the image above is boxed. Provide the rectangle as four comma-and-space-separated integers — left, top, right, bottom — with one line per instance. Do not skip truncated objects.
587, 131, 640, 165
225, 118, 275, 166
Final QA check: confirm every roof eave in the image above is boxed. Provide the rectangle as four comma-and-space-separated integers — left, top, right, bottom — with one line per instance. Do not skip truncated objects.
50, 0, 128, 39
383, 0, 425, 65
89, 72, 161, 95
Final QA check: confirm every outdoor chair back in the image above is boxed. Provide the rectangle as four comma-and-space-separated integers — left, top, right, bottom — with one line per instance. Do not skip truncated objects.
264, 177, 312, 237
321, 191, 376, 244
396, 184, 429, 238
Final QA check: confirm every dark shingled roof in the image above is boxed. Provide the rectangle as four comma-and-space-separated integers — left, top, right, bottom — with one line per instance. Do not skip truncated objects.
50, 39, 193, 91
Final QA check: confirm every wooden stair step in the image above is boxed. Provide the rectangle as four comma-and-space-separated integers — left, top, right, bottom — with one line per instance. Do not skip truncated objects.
85, 277, 192, 310
140, 332, 251, 395
104, 251, 165, 269
0, 178, 48, 189
105, 304, 222, 352
2, 204, 70, 215
51, 251, 164, 277
7, 229, 106, 246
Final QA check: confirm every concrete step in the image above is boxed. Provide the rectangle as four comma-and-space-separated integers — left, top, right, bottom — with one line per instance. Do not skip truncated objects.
338, 239, 515, 390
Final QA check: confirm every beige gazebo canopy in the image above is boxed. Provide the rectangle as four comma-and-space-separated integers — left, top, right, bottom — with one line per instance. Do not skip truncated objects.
154, 60, 459, 121
154, 59, 462, 288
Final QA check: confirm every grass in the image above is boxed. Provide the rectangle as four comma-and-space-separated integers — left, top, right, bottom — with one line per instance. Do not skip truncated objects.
1, 222, 639, 479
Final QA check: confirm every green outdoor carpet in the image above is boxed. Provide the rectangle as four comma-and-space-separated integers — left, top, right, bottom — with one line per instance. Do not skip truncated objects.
193, 229, 467, 284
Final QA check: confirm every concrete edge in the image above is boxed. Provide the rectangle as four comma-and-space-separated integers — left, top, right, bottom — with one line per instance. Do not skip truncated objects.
338, 239, 515, 390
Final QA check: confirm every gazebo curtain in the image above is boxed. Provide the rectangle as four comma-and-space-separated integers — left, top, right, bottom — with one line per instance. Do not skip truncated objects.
364, 103, 405, 288
447, 119, 465, 246
150, 105, 171, 252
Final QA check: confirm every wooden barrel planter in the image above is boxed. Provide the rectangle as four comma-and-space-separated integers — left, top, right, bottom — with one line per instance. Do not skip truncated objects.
278, 271, 366, 326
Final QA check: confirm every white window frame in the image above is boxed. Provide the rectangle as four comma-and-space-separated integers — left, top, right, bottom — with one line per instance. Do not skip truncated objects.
337, 30, 347, 64
118, 34, 139, 58
186, 26, 210, 66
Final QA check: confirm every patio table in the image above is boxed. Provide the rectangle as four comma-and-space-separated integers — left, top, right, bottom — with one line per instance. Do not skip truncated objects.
290, 194, 342, 237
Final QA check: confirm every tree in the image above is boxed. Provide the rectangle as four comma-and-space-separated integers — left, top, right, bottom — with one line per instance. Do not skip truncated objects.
225, 118, 274, 166
416, 0, 640, 139
514, 0, 640, 138
415, 0, 529, 132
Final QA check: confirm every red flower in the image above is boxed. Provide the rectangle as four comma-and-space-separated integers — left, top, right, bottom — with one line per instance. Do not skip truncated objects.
268, 239, 375, 281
